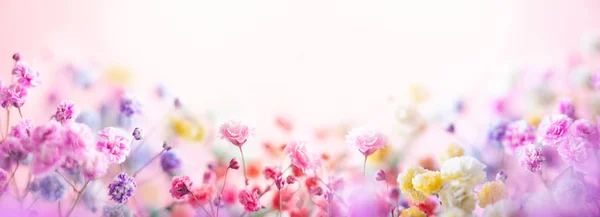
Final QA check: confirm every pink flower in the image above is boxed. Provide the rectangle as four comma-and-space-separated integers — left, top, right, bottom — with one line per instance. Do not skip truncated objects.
502, 120, 536, 154
284, 140, 321, 174
9, 119, 32, 139
219, 120, 253, 147
238, 189, 262, 212
54, 100, 76, 124
12, 62, 41, 88
222, 185, 238, 204
31, 145, 63, 175
345, 127, 387, 156
186, 184, 215, 208
0, 136, 27, 161
569, 119, 599, 149
61, 154, 83, 172
96, 127, 132, 164
537, 114, 573, 146
557, 137, 592, 165
30, 120, 64, 152
518, 144, 545, 172
0, 168, 8, 192
63, 123, 94, 155
556, 99, 575, 119
1, 84, 28, 108
170, 176, 193, 199
263, 166, 281, 180
81, 150, 108, 180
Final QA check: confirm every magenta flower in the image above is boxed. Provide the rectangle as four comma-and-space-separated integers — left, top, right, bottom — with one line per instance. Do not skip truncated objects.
502, 120, 536, 154
518, 143, 545, 172
569, 119, 599, 149
557, 137, 592, 165
96, 127, 132, 164
29, 120, 64, 152
1, 84, 28, 108
537, 114, 573, 146
0, 168, 8, 192
219, 120, 253, 147
345, 127, 387, 156
556, 99, 575, 119
63, 123, 94, 155
9, 118, 32, 139
170, 175, 193, 199
238, 189, 262, 212
0, 136, 27, 161
284, 140, 321, 174
12, 62, 41, 88
55, 100, 76, 124
81, 150, 108, 180
31, 145, 63, 175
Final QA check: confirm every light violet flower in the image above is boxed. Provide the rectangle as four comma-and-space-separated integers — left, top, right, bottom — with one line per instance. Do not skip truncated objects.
96, 127, 132, 164
55, 100, 76, 124
1, 84, 28, 108
557, 137, 592, 165
63, 123, 94, 155
108, 173, 137, 203
537, 114, 573, 146
569, 119, 599, 149
345, 127, 388, 156
119, 94, 142, 117
38, 174, 68, 202
284, 140, 321, 174
219, 120, 253, 147
170, 175, 193, 199
238, 189, 262, 212
12, 62, 41, 88
518, 143, 545, 172
31, 145, 63, 175
556, 99, 575, 119
502, 120, 536, 155
81, 151, 109, 180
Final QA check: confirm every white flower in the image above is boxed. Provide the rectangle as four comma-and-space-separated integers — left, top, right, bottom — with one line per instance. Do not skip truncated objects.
395, 104, 426, 135
438, 207, 472, 217
482, 199, 519, 217
438, 184, 477, 212
440, 156, 486, 186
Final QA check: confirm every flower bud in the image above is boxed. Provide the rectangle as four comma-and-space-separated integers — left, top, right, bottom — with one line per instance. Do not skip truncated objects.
229, 158, 240, 170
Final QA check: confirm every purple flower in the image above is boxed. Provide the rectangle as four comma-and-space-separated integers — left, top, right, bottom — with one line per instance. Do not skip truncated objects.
487, 120, 508, 149
518, 143, 545, 172
38, 174, 68, 202
1, 84, 28, 108
502, 120, 536, 154
569, 119, 599, 149
160, 151, 182, 176
119, 94, 142, 117
96, 127, 132, 164
0, 168, 8, 192
0, 136, 27, 161
108, 173, 137, 203
538, 114, 573, 146
55, 100, 76, 124
556, 99, 575, 119
12, 62, 41, 88
132, 127, 142, 140
102, 204, 133, 217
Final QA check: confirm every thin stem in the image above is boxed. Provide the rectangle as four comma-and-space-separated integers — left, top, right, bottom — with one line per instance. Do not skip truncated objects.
64, 181, 89, 217
189, 192, 214, 217
538, 170, 550, 190
238, 146, 248, 186
56, 170, 79, 193
216, 168, 230, 217
58, 201, 62, 217
133, 149, 166, 178
363, 156, 368, 177
26, 196, 39, 211
258, 166, 291, 198
17, 107, 23, 119
278, 189, 282, 217
131, 110, 172, 155
8, 161, 20, 198
5, 108, 10, 138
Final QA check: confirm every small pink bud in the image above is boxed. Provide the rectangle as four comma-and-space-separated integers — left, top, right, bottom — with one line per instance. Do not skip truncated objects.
375, 169, 386, 181
229, 158, 240, 170
286, 176, 296, 184
275, 176, 285, 190
311, 186, 323, 196
12, 53, 20, 61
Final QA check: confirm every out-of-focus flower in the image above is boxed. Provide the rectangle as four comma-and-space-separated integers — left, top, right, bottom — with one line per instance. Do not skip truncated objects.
0, 168, 8, 192
502, 120, 536, 154
375, 169, 386, 181
412, 171, 443, 196
119, 94, 142, 117
413, 196, 438, 216
556, 99, 575, 119
553, 177, 586, 206
222, 185, 238, 204
0, 136, 28, 161
346, 127, 387, 156
219, 120, 253, 147
171, 117, 205, 142
486, 120, 508, 149
63, 122, 94, 155
438, 143, 464, 163
437, 207, 470, 217
76, 110, 102, 132
96, 127, 132, 164
55, 100, 76, 124
347, 187, 390, 217
440, 156, 486, 186
82, 181, 108, 213
102, 204, 133, 217
438, 184, 477, 212
557, 137, 591, 164
81, 150, 109, 180
170, 176, 193, 199
395, 104, 426, 135
284, 140, 321, 174
132, 127, 142, 140
1, 84, 28, 108
418, 155, 438, 171
482, 199, 519, 217
238, 189, 262, 212
496, 171, 507, 182
537, 114, 572, 146
12, 62, 41, 88
38, 174, 68, 202
397, 166, 427, 204
368, 145, 391, 163
31, 145, 62, 175
160, 151, 182, 176
187, 184, 215, 208
263, 166, 281, 180
477, 181, 508, 208
229, 158, 240, 170
275, 176, 285, 190
400, 206, 426, 217
108, 173, 137, 203
517, 143, 545, 172
569, 119, 599, 149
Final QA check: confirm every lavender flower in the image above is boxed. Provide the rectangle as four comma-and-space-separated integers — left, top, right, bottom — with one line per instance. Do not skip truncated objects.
108, 173, 136, 203
76, 110, 101, 131
487, 120, 508, 149
132, 127, 142, 140
102, 204, 133, 217
119, 94, 141, 117
83, 181, 108, 213
38, 174, 68, 202
160, 151, 182, 176
55, 100, 76, 124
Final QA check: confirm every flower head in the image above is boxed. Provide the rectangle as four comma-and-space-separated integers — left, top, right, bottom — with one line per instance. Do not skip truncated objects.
160, 151, 182, 176
345, 127, 387, 156
55, 100, 76, 124
38, 174, 68, 202
557, 137, 592, 164
186, 184, 215, 208
119, 94, 142, 117
412, 171, 443, 196
375, 169, 387, 181
102, 205, 133, 217
229, 158, 240, 170
487, 121, 508, 148
63, 122, 94, 154
438, 184, 477, 212
556, 99, 576, 119
570, 119, 599, 149
477, 181, 508, 208
31, 145, 63, 175
170, 175, 193, 199
0, 136, 28, 161
438, 143, 464, 163
108, 173, 137, 203
440, 156, 486, 186
219, 120, 253, 147
12, 62, 41, 88
397, 166, 428, 204
81, 150, 109, 180
238, 189, 262, 212
496, 171, 507, 182
502, 120, 536, 154
400, 206, 426, 217
482, 199, 519, 217
0, 168, 8, 192
96, 127, 132, 164
82, 181, 108, 213
537, 114, 572, 146
1, 84, 28, 108
517, 143, 545, 172
30, 120, 64, 152
283, 140, 321, 174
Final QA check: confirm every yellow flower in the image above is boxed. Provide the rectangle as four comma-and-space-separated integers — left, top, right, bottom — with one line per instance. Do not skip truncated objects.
412, 171, 443, 195
438, 143, 464, 163
438, 184, 477, 212
525, 113, 542, 128
171, 117, 205, 142
437, 207, 471, 217
368, 145, 391, 163
440, 156, 486, 186
409, 84, 429, 105
401, 206, 426, 217
105, 65, 132, 85
397, 166, 428, 203
477, 181, 508, 208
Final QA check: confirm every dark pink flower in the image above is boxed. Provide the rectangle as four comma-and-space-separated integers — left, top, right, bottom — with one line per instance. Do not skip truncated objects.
263, 166, 281, 180
219, 120, 253, 147
54, 100, 76, 124
170, 176, 193, 200
538, 114, 572, 146
238, 189, 262, 212
283, 140, 321, 174
12, 62, 41, 88
29, 120, 63, 152
518, 143, 545, 172
502, 120, 536, 154
346, 127, 387, 156
1, 84, 28, 108
96, 127, 132, 164
570, 119, 599, 149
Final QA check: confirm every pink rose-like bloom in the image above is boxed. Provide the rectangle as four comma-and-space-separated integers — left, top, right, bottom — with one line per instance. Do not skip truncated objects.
63, 123, 94, 155
263, 166, 281, 180
31, 145, 63, 175
12, 62, 41, 88
0, 168, 8, 191
170, 176, 193, 199
0, 136, 27, 161
345, 127, 388, 156
556, 99, 575, 119
238, 189, 262, 212
9, 119, 32, 139
186, 184, 215, 208
502, 120, 536, 154
569, 119, 599, 149
518, 143, 545, 172
219, 120, 253, 147
55, 100, 76, 124
537, 114, 573, 146
81, 150, 109, 180
96, 127, 132, 164
222, 185, 238, 204
557, 137, 592, 165
1, 84, 28, 108
284, 140, 321, 174
29, 120, 64, 152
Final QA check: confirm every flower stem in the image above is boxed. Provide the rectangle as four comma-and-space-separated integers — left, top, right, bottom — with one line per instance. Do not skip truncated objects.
64, 181, 89, 217
216, 168, 230, 217
133, 149, 166, 178
56, 170, 79, 193
26, 196, 39, 211
363, 156, 368, 177
58, 201, 62, 217
17, 107, 23, 119
189, 192, 214, 217
538, 170, 550, 190
238, 146, 248, 186
8, 161, 20, 198
258, 166, 291, 198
